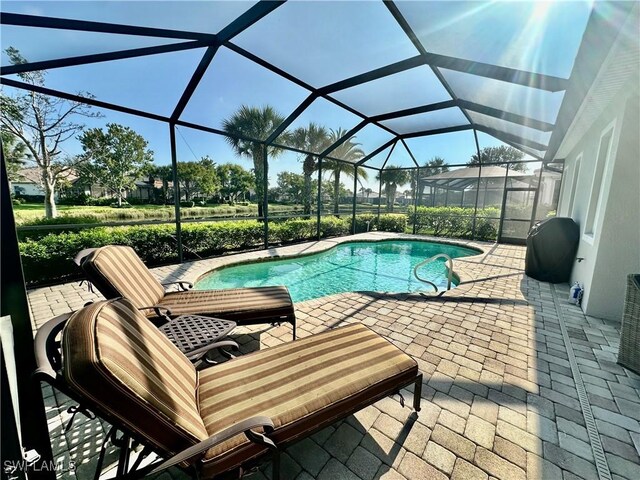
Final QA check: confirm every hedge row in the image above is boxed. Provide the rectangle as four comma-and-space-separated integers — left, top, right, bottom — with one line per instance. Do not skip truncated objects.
20, 214, 406, 285
15, 204, 303, 227
408, 206, 500, 241
352, 213, 407, 233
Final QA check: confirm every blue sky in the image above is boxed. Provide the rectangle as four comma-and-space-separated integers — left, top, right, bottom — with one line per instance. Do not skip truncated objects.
1, 1, 593, 190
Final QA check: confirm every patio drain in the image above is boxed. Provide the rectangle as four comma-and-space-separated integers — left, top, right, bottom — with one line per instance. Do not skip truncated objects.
551, 284, 612, 480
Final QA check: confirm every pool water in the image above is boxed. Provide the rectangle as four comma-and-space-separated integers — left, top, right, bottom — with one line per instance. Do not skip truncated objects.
195, 240, 479, 302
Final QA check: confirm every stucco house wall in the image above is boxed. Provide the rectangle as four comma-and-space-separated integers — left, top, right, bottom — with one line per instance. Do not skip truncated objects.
556, 12, 640, 321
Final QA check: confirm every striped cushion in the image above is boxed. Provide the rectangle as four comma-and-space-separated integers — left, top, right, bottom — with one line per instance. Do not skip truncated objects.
81, 246, 165, 310
197, 323, 418, 476
63, 299, 208, 455
159, 286, 294, 323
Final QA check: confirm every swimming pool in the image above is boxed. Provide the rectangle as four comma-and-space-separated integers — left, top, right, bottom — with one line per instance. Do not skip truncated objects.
195, 240, 479, 302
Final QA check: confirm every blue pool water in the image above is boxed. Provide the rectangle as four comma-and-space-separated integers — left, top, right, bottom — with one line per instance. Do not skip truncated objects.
195, 240, 479, 302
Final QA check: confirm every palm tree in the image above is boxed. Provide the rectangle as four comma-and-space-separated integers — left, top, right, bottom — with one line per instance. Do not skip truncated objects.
222, 105, 287, 218
419, 157, 449, 203
377, 166, 410, 212
423, 156, 449, 176
290, 122, 331, 215
323, 128, 367, 214
365, 187, 373, 200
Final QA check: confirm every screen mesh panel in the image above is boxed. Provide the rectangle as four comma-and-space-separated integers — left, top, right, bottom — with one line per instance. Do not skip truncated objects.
468, 112, 552, 147
405, 131, 478, 166
380, 108, 468, 135
397, 0, 590, 78
362, 144, 395, 169
329, 66, 451, 117
325, 124, 394, 163
8, 47, 207, 116
442, 69, 565, 123
0, 26, 187, 65
1, 1, 258, 34
274, 97, 362, 153
180, 47, 310, 130
232, 0, 419, 87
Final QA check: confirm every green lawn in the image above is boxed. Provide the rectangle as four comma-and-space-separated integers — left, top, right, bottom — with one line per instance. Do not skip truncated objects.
12, 202, 389, 226
14, 203, 189, 217
13, 202, 306, 225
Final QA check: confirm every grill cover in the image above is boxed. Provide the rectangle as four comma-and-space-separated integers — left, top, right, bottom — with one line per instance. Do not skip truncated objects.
525, 217, 579, 283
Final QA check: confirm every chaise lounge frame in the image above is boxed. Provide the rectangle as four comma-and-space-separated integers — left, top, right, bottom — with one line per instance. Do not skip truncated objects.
34, 299, 422, 480
75, 245, 298, 339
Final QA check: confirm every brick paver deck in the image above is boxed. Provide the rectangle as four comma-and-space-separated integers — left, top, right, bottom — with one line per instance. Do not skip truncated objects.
28, 233, 640, 479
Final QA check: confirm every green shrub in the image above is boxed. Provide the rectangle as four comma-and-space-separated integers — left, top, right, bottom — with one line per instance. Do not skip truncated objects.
378, 214, 407, 233
408, 206, 500, 240
352, 213, 377, 233
18, 217, 353, 286
85, 197, 115, 207
269, 219, 316, 243
320, 216, 350, 237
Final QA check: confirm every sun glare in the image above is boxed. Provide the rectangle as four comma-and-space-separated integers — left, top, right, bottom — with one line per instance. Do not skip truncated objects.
532, 1, 553, 21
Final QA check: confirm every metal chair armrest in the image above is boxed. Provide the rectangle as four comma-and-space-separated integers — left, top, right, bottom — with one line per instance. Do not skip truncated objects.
162, 281, 193, 292
73, 247, 98, 267
137, 305, 173, 320
122, 416, 275, 479
33, 312, 74, 384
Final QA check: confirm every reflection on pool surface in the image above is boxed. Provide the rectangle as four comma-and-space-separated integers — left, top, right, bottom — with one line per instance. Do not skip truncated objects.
195, 240, 479, 302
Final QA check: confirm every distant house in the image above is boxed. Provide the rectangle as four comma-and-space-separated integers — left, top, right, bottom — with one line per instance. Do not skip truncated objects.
11, 167, 154, 202
10, 168, 82, 199
11, 168, 47, 197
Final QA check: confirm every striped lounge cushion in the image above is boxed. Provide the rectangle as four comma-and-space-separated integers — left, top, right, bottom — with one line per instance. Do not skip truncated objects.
62, 299, 208, 455
81, 245, 165, 310
159, 286, 294, 323
197, 323, 418, 477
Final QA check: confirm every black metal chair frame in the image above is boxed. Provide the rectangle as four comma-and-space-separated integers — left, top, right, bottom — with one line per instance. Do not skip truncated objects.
34, 313, 422, 479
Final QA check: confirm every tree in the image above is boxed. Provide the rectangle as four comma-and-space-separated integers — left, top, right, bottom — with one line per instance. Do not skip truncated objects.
468, 146, 526, 171
423, 156, 449, 176
377, 166, 410, 212
148, 164, 173, 204
78, 123, 154, 206
418, 157, 450, 202
321, 179, 350, 208
1, 130, 30, 180
177, 157, 219, 202
323, 129, 367, 214
290, 122, 331, 215
365, 188, 373, 200
222, 105, 288, 218
274, 171, 306, 204
217, 163, 254, 203
0, 47, 99, 217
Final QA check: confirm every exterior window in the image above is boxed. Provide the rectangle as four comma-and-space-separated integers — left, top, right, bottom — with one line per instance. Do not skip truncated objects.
567, 154, 581, 216
584, 124, 615, 237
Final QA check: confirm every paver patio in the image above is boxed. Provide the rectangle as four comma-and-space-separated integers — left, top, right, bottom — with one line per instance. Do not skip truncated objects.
28, 233, 640, 480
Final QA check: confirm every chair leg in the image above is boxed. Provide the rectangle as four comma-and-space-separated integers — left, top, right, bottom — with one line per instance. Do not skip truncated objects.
272, 451, 281, 480
291, 318, 297, 340
116, 434, 132, 476
93, 426, 115, 480
413, 374, 423, 412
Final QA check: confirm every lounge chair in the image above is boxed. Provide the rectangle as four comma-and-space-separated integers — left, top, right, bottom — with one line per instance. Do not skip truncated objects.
76, 245, 297, 339
34, 298, 422, 479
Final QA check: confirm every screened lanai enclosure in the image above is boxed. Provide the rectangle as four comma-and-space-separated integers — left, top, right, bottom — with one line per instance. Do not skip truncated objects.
3, 2, 639, 478
2, 0, 628, 288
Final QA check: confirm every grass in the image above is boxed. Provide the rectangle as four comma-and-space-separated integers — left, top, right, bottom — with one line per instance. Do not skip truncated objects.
12, 202, 404, 227
14, 202, 311, 226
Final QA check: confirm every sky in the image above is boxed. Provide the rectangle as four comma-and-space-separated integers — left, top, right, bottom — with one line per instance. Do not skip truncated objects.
1, 0, 593, 190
